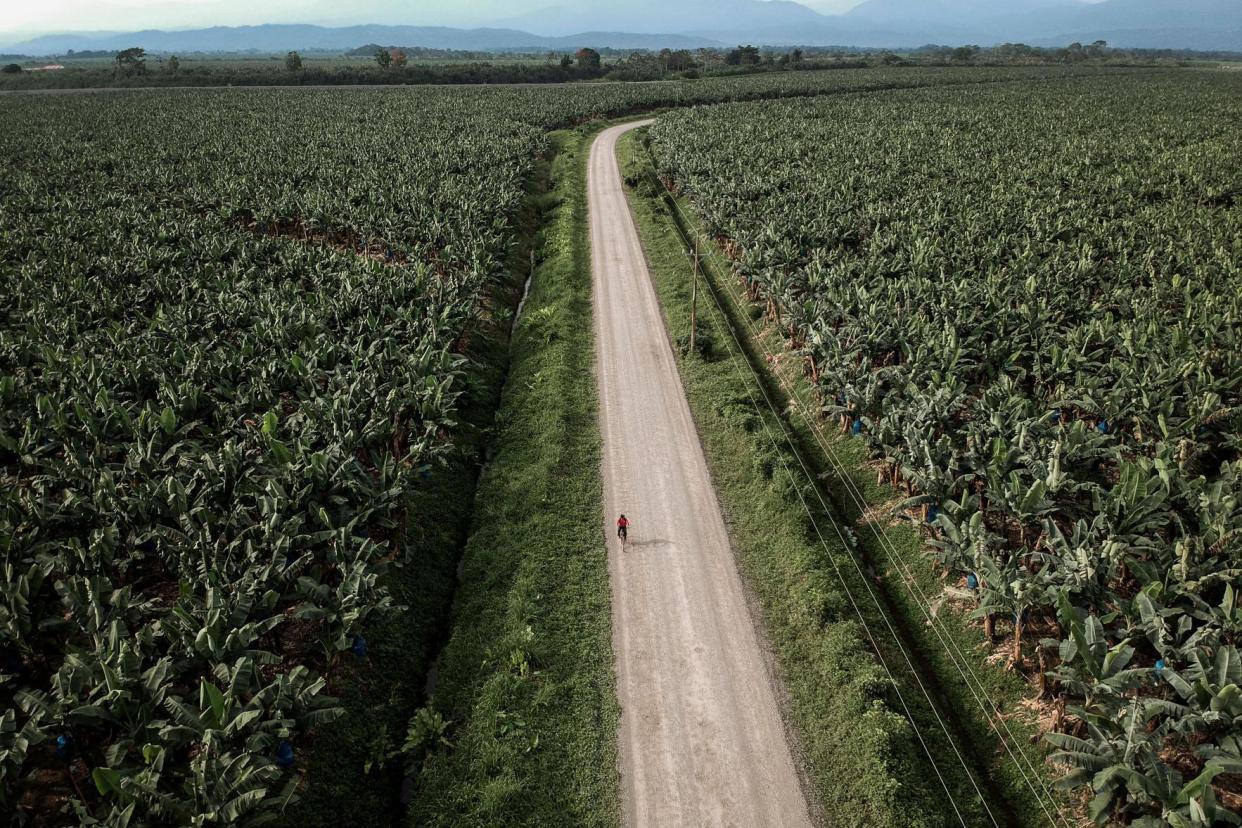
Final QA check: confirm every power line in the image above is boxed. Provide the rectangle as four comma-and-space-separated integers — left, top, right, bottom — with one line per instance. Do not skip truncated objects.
689, 234, 995, 827
632, 176, 1001, 825
650, 154, 1066, 827
676, 191, 1067, 826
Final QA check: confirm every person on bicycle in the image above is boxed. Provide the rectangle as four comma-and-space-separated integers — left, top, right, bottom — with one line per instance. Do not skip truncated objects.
617, 514, 629, 543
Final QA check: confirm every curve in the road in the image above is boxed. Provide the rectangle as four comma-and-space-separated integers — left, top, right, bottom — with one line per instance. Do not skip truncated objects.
589, 120, 813, 828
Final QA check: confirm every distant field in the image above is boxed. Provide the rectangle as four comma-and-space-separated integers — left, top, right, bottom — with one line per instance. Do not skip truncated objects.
0, 51, 1161, 91
0, 50, 627, 91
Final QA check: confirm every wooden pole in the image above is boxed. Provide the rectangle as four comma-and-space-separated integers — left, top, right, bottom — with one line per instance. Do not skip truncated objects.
690, 240, 700, 355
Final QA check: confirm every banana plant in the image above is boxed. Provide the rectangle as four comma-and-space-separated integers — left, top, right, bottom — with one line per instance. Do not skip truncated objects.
0, 692, 47, 810
1046, 592, 1149, 705
160, 583, 283, 666
1161, 645, 1242, 736
1183, 585, 1242, 650
0, 559, 52, 650
1124, 585, 1197, 658
1047, 698, 1238, 827
161, 661, 340, 751
1094, 461, 1172, 544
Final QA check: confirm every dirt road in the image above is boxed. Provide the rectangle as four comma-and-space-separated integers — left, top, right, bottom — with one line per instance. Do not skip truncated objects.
590, 122, 813, 827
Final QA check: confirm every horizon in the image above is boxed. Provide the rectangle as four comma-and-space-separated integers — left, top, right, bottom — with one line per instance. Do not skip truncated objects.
1, 0, 1127, 39
0, 0, 1218, 55
0, 1, 868, 38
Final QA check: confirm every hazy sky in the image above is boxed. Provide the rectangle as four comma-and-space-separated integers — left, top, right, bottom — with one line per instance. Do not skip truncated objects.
0, 0, 869, 35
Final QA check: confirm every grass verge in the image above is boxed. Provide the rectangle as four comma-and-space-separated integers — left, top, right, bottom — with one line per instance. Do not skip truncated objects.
406, 125, 620, 826
617, 127, 1066, 827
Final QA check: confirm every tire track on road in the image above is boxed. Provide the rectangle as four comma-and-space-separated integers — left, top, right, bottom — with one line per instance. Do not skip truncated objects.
589, 120, 813, 828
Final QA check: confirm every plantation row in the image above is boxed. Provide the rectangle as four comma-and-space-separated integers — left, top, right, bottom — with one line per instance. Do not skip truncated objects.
451, 62, 1137, 128
649, 72, 1242, 825
0, 88, 551, 826
0, 66, 1172, 826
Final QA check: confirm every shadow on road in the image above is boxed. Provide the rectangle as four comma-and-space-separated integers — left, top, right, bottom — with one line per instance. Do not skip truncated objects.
621, 538, 672, 551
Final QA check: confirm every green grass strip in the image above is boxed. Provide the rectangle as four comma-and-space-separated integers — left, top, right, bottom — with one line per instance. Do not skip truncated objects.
407, 126, 620, 827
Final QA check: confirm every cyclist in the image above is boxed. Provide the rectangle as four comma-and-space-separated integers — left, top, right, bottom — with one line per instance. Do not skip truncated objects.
616, 514, 630, 544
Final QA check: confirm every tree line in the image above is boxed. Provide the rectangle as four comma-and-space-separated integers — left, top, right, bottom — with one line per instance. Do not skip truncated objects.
0, 41, 1229, 90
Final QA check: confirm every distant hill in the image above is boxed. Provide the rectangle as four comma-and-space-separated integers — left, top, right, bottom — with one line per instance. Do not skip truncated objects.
6, 24, 721, 56
845, 0, 1075, 24
1031, 28, 1242, 51
835, 0, 1241, 48
497, 0, 825, 37
1046, 0, 1238, 31
5, 0, 1239, 55
691, 0, 1241, 49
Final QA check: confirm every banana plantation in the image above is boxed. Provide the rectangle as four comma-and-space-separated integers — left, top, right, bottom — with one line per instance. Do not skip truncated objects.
1, 70, 1077, 827
1, 65, 1235, 827
649, 72, 1242, 825
0, 91, 545, 825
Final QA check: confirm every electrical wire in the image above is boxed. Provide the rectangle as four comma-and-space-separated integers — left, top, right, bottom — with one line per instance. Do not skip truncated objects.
630, 168, 1005, 825
650, 155, 1068, 827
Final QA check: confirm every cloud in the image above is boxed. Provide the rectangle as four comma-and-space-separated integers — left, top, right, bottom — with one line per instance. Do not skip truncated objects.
801, 0, 867, 11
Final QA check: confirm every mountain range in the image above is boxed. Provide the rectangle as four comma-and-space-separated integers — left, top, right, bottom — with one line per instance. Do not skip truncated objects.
4, 25, 719, 56
3, 0, 1238, 55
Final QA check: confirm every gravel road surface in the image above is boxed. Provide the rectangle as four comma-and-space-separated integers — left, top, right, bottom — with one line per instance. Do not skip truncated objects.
590, 120, 813, 828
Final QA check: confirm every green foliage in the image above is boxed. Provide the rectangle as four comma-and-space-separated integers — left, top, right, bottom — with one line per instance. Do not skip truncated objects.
574, 48, 601, 70
726, 45, 762, 66
649, 71, 1242, 822
401, 706, 452, 776
0, 87, 546, 824
359, 706, 452, 779
114, 47, 146, 74
409, 129, 619, 826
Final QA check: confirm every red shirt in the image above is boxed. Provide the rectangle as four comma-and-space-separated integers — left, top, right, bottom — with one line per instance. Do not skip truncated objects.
617, 517, 629, 528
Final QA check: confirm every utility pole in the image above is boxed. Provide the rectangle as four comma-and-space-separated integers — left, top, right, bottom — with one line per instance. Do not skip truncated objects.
689, 238, 700, 355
